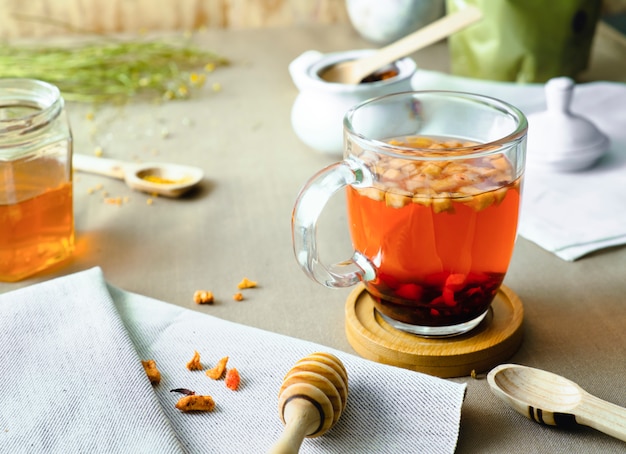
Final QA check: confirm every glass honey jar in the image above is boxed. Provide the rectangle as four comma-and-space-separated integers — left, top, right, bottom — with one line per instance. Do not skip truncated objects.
0, 79, 74, 282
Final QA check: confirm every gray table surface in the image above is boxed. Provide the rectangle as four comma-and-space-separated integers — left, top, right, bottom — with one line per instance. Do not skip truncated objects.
2, 24, 625, 453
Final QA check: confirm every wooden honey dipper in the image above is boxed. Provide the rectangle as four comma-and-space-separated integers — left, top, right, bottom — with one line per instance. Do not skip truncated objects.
269, 352, 349, 453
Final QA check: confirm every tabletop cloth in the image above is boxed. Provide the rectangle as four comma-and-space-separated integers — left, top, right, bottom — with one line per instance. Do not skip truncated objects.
412, 70, 626, 261
0, 267, 466, 453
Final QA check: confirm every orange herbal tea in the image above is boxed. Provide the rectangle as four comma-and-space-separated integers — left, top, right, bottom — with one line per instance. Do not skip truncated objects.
346, 136, 522, 327
0, 158, 74, 282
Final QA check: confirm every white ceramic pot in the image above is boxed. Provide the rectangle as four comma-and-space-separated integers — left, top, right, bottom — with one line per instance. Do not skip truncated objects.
289, 49, 417, 157
346, 0, 445, 45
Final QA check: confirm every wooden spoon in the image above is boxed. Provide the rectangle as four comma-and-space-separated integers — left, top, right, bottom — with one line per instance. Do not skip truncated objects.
321, 6, 483, 84
73, 154, 204, 198
269, 352, 349, 454
488, 364, 626, 442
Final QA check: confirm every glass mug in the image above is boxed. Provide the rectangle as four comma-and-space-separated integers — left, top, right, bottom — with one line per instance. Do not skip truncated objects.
292, 91, 527, 337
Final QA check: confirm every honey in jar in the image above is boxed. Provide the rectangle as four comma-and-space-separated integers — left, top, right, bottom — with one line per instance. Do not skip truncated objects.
0, 79, 74, 282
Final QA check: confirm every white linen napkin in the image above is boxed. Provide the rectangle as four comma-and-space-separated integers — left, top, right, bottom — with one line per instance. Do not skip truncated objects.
0, 267, 467, 454
0, 269, 184, 453
412, 70, 626, 261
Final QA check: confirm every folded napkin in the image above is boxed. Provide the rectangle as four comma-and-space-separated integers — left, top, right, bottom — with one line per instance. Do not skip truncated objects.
0, 269, 183, 453
413, 70, 626, 261
0, 268, 466, 453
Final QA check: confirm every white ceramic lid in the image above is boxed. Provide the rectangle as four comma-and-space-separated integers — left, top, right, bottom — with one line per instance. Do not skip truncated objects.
526, 77, 609, 172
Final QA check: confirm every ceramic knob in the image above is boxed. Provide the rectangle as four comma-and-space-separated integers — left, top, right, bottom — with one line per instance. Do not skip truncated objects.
526, 77, 609, 172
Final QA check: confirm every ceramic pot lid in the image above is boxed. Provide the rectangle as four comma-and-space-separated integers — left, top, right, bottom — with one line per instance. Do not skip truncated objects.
526, 77, 609, 172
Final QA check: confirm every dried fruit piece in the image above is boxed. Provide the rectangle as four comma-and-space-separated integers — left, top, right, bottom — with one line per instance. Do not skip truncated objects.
141, 359, 161, 385
237, 277, 257, 289
175, 395, 216, 412
445, 273, 467, 291
395, 283, 422, 300
186, 350, 203, 371
193, 290, 214, 304
462, 191, 495, 211
357, 186, 384, 201
353, 135, 519, 213
206, 356, 229, 380
432, 197, 453, 214
225, 368, 241, 391
412, 195, 431, 207
385, 190, 410, 208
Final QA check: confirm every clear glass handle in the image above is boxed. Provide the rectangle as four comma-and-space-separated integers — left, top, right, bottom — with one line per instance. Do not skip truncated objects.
291, 160, 376, 288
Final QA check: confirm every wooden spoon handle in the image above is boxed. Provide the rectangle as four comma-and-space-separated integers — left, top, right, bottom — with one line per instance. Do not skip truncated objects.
351, 6, 482, 82
268, 399, 320, 454
73, 154, 126, 180
578, 393, 626, 442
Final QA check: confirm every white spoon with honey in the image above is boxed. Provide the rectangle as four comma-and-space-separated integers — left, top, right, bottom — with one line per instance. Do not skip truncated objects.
488, 364, 626, 442
73, 154, 204, 197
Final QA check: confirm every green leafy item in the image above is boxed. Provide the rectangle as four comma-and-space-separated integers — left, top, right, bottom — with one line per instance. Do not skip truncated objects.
446, 0, 601, 83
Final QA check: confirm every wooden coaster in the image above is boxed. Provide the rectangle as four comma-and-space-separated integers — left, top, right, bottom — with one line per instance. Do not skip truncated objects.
345, 283, 524, 378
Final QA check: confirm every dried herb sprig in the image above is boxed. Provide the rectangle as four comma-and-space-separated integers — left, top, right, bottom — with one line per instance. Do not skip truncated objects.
170, 388, 196, 396
0, 38, 228, 103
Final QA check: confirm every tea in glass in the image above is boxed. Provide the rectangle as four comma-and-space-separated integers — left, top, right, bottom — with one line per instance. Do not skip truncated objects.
292, 91, 527, 337
346, 135, 521, 330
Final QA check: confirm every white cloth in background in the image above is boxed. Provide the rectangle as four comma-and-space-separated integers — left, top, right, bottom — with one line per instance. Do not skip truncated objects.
413, 70, 626, 261
0, 267, 466, 453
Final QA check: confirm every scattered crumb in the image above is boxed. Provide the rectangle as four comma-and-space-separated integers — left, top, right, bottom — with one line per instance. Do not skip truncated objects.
141, 359, 161, 385
225, 368, 240, 391
232, 292, 244, 301
175, 395, 215, 412
104, 197, 123, 206
94, 146, 104, 157
206, 356, 228, 380
237, 277, 257, 289
193, 290, 214, 305
470, 369, 486, 379
186, 350, 203, 371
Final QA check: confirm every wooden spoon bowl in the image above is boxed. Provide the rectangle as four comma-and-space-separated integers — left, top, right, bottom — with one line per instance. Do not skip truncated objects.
488, 364, 626, 442
73, 154, 204, 197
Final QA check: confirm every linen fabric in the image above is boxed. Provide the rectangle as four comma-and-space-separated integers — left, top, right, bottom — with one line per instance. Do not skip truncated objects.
0, 268, 466, 453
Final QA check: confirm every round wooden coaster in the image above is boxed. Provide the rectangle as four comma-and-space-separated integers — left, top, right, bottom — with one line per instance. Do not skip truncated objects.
345, 283, 524, 378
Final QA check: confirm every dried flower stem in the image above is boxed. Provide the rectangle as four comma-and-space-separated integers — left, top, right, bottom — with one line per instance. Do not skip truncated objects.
0, 36, 228, 103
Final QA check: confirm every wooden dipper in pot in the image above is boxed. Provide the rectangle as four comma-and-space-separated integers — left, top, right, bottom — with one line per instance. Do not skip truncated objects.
269, 352, 349, 453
